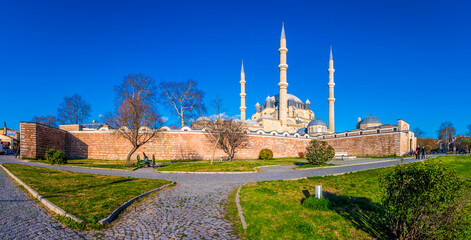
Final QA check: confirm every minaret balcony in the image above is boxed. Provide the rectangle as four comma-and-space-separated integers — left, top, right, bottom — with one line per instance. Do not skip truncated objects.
278, 64, 288, 70
278, 48, 288, 53
278, 82, 289, 88
240, 93, 247, 97
328, 82, 335, 87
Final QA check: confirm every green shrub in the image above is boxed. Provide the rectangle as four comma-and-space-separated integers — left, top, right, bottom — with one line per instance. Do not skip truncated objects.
258, 149, 273, 160
45, 149, 67, 165
302, 196, 331, 211
305, 140, 335, 165
381, 160, 469, 239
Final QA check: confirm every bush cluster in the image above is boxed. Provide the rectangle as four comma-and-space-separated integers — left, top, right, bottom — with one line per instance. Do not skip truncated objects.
305, 140, 335, 165
298, 152, 305, 158
381, 160, 469, 239
258, 149, 273, 160
45, 149, 67, 165
302, 196, 331, 211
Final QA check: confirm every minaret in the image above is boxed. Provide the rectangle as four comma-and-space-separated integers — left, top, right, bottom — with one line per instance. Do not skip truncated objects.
327, 46, 335, 133
240, 60, 247, 121
278, 22, 288, 125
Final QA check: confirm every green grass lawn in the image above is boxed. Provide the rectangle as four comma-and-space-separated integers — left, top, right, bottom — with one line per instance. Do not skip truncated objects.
157, 158, 309, 172
25, 158, 137, 170
231, 156, 471, 239
3, 163, 172, 230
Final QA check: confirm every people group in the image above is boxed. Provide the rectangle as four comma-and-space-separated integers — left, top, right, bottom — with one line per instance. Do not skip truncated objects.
415, 146, 427, 159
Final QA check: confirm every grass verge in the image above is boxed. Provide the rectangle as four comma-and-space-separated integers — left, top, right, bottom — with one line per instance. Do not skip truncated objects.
232, 156, 471, 239
3, 163, 171, 230
295, 163, 337, 169
24, 158, 137, 170
157, 161, 277, 172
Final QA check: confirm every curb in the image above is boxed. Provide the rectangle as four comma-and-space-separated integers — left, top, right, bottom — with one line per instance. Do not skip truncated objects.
156, 164, 280, 175
235, 183, 248, 229
0, 164, 84, 223
98, 181, 176, 225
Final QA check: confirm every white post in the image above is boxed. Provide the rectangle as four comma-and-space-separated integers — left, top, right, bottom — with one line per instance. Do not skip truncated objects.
315, 185, 322, 199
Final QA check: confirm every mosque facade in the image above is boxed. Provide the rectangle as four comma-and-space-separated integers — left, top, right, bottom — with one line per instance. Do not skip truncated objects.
239, 23, 334, 134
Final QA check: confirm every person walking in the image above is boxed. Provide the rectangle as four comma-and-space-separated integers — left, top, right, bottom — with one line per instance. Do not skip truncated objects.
416, 146, 420, 159
422, 146, 426, 159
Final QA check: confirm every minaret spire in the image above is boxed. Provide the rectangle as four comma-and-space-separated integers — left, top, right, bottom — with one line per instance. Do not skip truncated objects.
240, 60, 247, 121
278, 22, 288, 127
327, 46, 335, 133
281, 22, 286, 39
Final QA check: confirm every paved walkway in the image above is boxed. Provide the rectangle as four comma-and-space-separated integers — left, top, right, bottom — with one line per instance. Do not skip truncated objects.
0, 155, 427, 239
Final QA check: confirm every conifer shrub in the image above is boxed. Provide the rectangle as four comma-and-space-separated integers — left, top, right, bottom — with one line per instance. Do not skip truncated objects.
381, 160, 469, 239
305, 140, 335, 165
258, 149, 273, 160
45, 149, 67, 165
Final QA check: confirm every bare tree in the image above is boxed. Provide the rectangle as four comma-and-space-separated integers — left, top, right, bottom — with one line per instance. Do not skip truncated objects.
204, 117, 249, 164
210, 95, 226, 116
159, 79, 206, 127
466, 124, 471, 137
412, 127, 425, 138
437, 121, 455, 152
32, 115, 57, 128
105, 73, 162, 165
57, 94, 91, 124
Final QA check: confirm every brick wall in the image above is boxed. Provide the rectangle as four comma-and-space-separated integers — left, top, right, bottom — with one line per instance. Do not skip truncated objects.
20, 122, 415, 160
20, 122, 67, 159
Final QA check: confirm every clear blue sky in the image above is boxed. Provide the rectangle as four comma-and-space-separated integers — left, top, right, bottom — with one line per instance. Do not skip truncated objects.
1, 0, 470, 137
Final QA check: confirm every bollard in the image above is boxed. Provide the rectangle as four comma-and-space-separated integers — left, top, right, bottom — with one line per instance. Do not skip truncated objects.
315, 185, 322, 199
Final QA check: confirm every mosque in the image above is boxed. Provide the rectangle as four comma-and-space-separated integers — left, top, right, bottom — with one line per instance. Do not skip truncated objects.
239, 23, 335, 134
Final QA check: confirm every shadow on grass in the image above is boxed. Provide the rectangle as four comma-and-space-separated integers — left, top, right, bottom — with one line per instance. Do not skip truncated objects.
324, 192, 389, 239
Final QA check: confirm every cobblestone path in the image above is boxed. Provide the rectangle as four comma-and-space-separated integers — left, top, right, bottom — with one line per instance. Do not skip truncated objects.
88, 183, 240, 240
0, 169, 87, 240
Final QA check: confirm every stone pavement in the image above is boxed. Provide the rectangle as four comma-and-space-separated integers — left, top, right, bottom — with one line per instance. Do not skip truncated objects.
0, 155, 429, 239
0, 168, 87, 240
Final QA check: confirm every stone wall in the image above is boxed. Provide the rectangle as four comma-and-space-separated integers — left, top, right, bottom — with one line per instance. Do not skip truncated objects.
20, 122, 67, 159
21, 122, 415, 160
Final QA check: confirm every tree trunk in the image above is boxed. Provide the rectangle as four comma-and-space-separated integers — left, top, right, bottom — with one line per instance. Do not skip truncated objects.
211, 136, 220, 165
126, 145, 139, 166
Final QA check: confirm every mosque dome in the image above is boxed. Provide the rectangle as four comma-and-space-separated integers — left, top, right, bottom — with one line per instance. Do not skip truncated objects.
244, 119, 258, 125
195, 116, 211, 122
297, 127, 307, 134
359, 116, 381, 124
260, 114, 274, 119
307, 118, 327, 127
272, 94, 303, 103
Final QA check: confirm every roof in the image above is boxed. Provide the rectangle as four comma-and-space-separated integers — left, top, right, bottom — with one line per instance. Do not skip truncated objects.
359, 116, 382, 124
308, 119, 327, 127
80, 122, 105, 129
